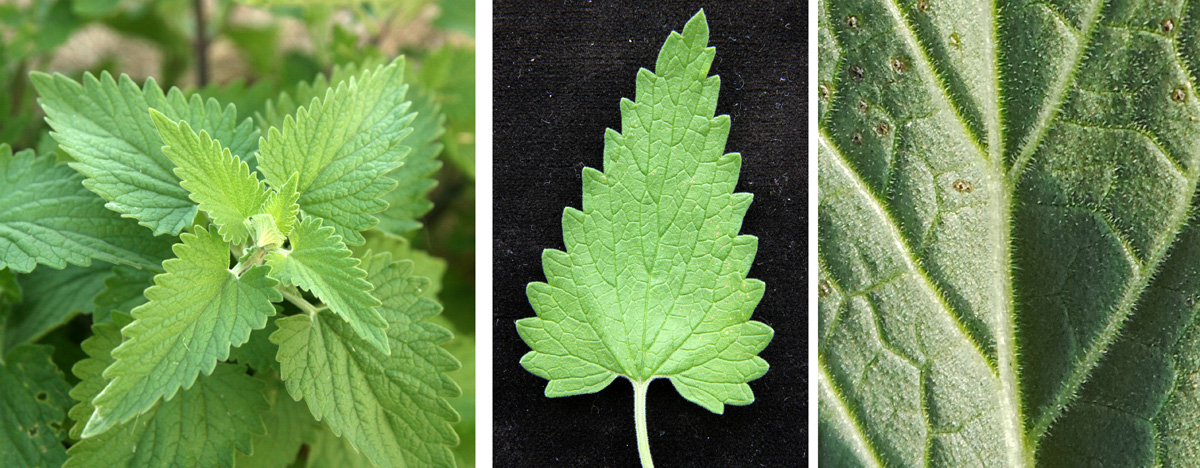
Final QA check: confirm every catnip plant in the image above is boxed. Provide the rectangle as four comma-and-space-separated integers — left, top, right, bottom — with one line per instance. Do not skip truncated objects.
516, 10, 774, 468
1, 57, 462, 468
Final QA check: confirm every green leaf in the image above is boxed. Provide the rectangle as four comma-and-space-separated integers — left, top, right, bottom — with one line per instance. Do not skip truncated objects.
31, 71, 259, 235
376, 85, 445, 235
150, 109, 270, 244
0, 144, 173, 273
235, 374, 320, 468
271, 252, 460, 468
66, 362, 269, 468
91, 265, 155, 324
257, 58, 416, 245
305, 426, 375, 468
1, 345, 72, 468
817, 0, 1200, 466
353, 234, 447, 299
4, 263, 109, 352
67, 313, 130, 440
261, 172, 300, 237
266, 216, 388, 353
517, 10, 771, 412
82, 225, 281, 438
229, 313, 282, 372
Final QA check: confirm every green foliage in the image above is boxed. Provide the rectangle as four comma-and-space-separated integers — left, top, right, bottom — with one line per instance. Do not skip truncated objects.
0, 145, 174, 273
817, 0, 1200, 466
517, 10, 772, 466
0, 3, 474, 466
1, 345, 72, 468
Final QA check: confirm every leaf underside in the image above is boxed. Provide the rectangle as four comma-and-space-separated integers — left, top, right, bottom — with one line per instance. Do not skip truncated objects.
516, 10, 773, 414
818, 0, 1200, 465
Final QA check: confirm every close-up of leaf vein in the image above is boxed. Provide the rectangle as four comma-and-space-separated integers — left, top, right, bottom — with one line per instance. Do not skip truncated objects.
517, 10, 773, 466
818, 0, 1200, 465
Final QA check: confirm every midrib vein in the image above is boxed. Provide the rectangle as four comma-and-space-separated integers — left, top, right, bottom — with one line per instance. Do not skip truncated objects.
877, 0, 1026, 464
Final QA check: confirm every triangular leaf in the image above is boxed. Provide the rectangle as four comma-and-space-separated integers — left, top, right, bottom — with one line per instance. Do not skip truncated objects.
257, 58, 415, 245
517, 10, 771, 412
82, 225, 280, 438
150, 109, 270, 244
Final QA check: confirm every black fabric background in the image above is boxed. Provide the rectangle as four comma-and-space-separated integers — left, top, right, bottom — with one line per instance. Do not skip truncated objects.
493, 1, 806, 466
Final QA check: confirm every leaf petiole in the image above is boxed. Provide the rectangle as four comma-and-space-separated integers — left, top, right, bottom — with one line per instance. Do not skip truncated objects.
634, 379, 654, 468
278, 286, 321, 317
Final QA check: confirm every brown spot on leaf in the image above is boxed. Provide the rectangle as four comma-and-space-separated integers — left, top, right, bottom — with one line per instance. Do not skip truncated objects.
876, 122, 890, 136
819, 280, 832, 297
1163, 18, 1175, 33
851, 133, 864, 145
1173, 87, 1187, 102
891, 57, 907, 74
850, 65, 865, 82
917, 0, 930, 12
857, 99, 869, 113
847, 16, 859, 28
952, 179, 973, 193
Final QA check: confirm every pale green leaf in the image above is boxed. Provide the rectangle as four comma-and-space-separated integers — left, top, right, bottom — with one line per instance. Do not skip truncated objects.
817, 0, 1200, 465
150, 109, 270, 244
376, 86, 445, 235
353, 234, 447, 299
257, 58, 416, 245
261, 172, 300, 237
4, 263, 109, 352
66, 362, 269, 468
518, 10, 772, 413
31, 71, 259, 235
272, 252, 460, 468
235, 374, 320, 468
1, 345, 72, 468
82, 225, 281, 438
266, 216, 388, 353
0, 145, 174, 273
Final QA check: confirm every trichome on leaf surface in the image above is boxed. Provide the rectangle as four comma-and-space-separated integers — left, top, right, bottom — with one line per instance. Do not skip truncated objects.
1, 57, 463, 467
516, 10, 774, 468
819, 0, 1200, 466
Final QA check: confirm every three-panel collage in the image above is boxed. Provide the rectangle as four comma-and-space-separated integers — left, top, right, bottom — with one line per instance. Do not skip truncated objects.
0, 1, 804, 467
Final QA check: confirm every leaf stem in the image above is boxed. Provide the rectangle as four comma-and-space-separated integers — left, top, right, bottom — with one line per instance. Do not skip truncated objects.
633, 379, 654, 468
278, 287, 320, 317
231, 247, 268, 276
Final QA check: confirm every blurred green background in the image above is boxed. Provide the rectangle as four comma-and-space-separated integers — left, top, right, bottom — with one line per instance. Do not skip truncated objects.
0, 0, 475, 466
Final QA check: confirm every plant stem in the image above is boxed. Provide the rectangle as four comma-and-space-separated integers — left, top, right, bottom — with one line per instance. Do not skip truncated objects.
278, 287, 320, 317
231, 248, 268, 276
634, 379, 654, 468
193, 0, 208, 86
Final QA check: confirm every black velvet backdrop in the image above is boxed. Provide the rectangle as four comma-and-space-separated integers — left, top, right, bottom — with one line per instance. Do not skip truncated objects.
493, 1, 806, 466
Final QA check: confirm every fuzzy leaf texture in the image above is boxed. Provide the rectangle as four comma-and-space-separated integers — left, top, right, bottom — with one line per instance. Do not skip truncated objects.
271, 252, 460, 468
150, 109, 270, 244
817, 0, 1200, 466
257, 58, 416, 245
0, 145, 173, 273
516, 11, 772, 413
66, 314, 269, 468
82, 226, 280, 438
31, 71, 259, 236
